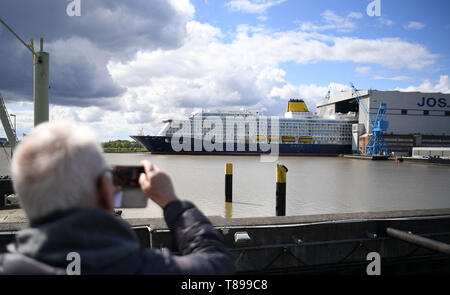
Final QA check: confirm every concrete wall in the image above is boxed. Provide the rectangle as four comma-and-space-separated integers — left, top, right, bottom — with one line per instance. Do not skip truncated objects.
1, 209, 450, 274
146, 211, 450, 274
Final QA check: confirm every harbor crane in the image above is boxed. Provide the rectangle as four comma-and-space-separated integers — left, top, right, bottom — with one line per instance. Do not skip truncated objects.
0, 17, 50, 157
350, 84, 389, 156
0, 92, 17, 155
0, 18, 50, 127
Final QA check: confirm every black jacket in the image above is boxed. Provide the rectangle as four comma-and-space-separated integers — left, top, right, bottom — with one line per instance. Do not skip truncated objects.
0, 201, 234, 275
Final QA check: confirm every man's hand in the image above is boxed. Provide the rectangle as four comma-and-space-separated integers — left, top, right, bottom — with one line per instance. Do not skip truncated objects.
139, 160, 178, 208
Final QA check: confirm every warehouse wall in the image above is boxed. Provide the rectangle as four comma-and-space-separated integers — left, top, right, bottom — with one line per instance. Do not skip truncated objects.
317, 90, 450, 137
369, 90, 450, 136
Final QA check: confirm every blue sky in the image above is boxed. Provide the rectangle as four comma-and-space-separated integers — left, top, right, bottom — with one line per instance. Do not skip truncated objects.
1, 0, 449, 141
192, 0, 449, 89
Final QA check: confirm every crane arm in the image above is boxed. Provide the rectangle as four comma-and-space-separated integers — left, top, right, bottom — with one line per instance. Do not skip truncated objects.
351, 84, 368, 113
351, 84, 375, 128
0, 92, 17, 146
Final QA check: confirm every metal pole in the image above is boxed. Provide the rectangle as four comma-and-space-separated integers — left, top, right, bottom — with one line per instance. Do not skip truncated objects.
34, 39, 50, 126
386, 227, 450, 255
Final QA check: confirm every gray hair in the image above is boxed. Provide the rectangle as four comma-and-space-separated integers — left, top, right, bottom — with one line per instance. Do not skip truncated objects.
11, 121, 109, 221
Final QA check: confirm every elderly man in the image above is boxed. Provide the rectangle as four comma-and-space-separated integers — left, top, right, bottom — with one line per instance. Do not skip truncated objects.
0, 122, 234, 275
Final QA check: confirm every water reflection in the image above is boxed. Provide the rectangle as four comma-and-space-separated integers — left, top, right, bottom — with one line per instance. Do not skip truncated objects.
225, 202, 232, 219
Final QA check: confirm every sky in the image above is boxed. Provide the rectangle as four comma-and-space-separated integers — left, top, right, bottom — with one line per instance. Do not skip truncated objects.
0, 0, 449, 141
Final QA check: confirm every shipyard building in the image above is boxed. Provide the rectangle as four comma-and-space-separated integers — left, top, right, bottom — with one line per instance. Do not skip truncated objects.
316, 90, 450, 155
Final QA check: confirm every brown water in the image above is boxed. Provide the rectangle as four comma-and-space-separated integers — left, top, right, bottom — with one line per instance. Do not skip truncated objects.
2, 148, 448, 218
103, 153, 450, 219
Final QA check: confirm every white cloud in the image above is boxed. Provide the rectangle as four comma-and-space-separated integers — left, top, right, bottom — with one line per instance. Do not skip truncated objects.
169, 0, 195, 17
404, 21, 426, 30
329, 37, 434, 70
374, 76, 411, 81
50, 105, 105, 123
3, 1, 442, 143
105, 20, 438, 134
257, 15, 268, 22
395, 75, 450, 93
356, 66, 371, 74
299, 10, 363, 33
0, 104, 33, 140
226, 0, 286, 14
6, 9, 438, 140
6, 15, 438, 140
348, 12, 364, 19
270, 82, 350, 110
378, 17, 394, 27
48, 104, 161, 141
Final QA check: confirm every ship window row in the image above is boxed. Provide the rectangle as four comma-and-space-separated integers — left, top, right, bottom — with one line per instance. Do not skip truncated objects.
167, 131, 353, 137
280, 127, 351, 130
279, 122, 351, 126
279, 124, 351, 128
178, 120, 352, 129
167, 125, 351, 135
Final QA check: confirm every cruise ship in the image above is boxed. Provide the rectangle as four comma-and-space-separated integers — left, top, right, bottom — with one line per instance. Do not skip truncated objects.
131, 99, 356, 156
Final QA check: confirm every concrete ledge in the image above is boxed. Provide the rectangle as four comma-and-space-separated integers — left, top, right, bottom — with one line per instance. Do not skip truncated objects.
2, 207, 450, 231
125, 208, 450, 230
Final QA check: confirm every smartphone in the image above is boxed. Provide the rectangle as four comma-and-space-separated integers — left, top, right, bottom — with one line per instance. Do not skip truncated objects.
112, 166, 148, 208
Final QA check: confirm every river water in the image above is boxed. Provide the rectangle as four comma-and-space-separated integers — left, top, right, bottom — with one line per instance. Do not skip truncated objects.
1, 148, 449, 219
105, 153, 450, 219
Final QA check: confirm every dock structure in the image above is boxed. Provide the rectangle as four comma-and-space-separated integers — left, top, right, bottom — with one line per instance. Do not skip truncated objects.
343, 154, 390, 161
1, 208, 449, 274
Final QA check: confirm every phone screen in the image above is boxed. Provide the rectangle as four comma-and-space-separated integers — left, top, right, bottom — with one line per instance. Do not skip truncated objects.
112, 166, 147, 208
113, 166, 145, 187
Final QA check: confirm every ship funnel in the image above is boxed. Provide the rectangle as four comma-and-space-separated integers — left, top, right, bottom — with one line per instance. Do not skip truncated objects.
287, 99, 309, 112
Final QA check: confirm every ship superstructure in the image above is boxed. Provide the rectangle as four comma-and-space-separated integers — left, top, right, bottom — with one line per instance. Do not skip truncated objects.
132, 99, 356, 155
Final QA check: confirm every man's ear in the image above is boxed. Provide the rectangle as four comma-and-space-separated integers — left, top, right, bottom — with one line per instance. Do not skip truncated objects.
97, 174, 114, 212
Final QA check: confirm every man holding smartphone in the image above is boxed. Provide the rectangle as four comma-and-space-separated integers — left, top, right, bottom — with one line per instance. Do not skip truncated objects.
0, 122, 234, 275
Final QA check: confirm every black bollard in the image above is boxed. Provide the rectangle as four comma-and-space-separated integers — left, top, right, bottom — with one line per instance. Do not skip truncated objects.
276, 164, 288, 216
225, 163, 233, 203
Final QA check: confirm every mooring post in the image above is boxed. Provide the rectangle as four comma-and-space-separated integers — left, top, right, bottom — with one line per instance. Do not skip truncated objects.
225, 163, 233, 203
34, 38, 50, 126
276, 164, 288, 216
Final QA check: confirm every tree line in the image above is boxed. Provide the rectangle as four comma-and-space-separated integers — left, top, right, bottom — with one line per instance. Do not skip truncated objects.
102, 140, 147, 153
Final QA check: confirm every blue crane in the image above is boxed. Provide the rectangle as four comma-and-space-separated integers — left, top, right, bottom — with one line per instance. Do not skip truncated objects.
350, 84, 390, 156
